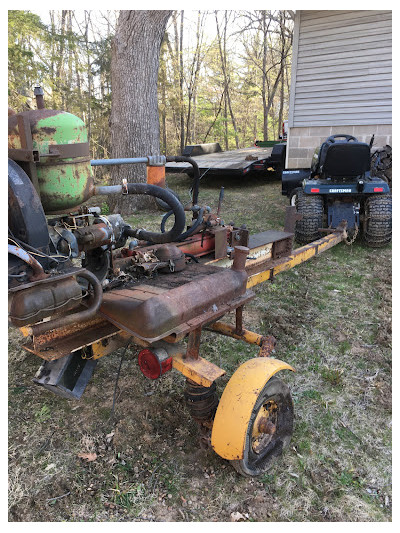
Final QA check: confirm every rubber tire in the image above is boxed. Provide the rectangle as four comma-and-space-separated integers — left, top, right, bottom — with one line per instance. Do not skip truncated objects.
230, 376, 294, 477
295, 189, 324, 244
155, 187, 182, 212
363, 194, 392, 248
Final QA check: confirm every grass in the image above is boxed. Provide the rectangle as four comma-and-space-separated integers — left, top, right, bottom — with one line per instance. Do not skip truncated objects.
8, 173, 391, 522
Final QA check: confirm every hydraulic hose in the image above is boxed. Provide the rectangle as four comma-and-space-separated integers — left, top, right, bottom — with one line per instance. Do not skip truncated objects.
177, 207, 205, 241
95, 182, 186, 244
166, 156, 200, 206
124, 183, 186, 244
161, 207, 205, 242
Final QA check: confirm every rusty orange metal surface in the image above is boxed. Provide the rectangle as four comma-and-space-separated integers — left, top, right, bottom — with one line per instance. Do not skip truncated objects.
100, 263, 248, 342
22, 315, 120, 360
186, 326, 202, 360
146, 165, 166, 188
176, 232, 216, 257
208, 321, 266, 346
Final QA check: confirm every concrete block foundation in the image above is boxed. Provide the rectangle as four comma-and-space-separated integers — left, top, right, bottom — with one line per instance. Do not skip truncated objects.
287, 125, 392, 169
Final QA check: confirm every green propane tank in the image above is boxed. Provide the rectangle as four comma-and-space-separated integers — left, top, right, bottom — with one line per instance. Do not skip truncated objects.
8, 88, 95, 214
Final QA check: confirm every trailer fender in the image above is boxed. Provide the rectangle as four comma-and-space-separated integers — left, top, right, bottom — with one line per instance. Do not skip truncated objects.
211, 358, 295, 460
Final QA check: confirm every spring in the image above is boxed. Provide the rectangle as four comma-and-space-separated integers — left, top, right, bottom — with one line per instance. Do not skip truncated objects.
184, 380, 219, 423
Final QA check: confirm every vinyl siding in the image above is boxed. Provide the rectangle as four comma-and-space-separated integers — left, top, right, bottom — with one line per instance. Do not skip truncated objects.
289, 10, 392, 127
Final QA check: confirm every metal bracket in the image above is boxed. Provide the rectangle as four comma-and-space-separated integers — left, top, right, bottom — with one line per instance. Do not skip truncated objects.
284, 206, 303, 233
33, 351, 97, 400
147, 155, 166, 167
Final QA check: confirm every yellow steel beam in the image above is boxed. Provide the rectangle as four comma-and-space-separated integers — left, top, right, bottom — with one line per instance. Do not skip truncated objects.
247, 231, 344, 289
172, 352, 226, 387
91, 331, 133, 359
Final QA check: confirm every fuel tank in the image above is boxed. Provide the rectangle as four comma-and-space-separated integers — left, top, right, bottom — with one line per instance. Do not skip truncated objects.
8, 108, 94, 214
100, 262, 248, 342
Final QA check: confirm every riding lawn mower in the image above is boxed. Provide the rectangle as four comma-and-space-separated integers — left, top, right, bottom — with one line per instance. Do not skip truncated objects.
282, 134, 392, 247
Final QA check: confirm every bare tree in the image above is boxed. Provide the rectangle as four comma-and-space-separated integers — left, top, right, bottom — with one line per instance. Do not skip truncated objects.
185, 11, 206, 145
215, 11, 239, 150
239, 10, 292, 139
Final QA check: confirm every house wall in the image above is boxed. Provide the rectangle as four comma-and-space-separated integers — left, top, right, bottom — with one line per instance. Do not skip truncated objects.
287, 10, 392, 168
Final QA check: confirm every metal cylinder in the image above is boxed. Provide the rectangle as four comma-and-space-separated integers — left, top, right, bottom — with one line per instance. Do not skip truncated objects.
231, 246, 249, 272
27, 270, 103, 336
8, 108, 94, 214
9, 276, 82, 327
74, 223, 113, 251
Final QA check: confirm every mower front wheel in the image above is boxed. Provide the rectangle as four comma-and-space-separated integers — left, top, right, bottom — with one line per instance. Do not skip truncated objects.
363, 194, 392, 248
289, 187, 301, 207
295, 189, 324, 244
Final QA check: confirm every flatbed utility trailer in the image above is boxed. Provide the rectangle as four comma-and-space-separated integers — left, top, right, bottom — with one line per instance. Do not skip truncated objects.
165, 142, 286, 179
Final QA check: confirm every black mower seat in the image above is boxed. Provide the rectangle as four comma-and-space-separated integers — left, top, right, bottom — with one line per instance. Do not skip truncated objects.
316, 134, 370, 178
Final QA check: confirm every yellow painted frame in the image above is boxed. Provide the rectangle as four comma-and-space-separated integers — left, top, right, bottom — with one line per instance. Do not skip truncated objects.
211, 357, 295, 460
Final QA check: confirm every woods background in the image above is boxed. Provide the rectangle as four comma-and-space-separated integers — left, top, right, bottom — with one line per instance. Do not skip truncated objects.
8, 10, 293, 161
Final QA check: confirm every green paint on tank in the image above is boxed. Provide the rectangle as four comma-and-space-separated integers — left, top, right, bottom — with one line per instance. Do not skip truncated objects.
33, 112, 88, 151
32, 112, 94, 214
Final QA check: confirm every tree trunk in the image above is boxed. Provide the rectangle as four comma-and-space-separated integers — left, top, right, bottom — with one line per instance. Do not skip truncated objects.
159, 37, 168, 154
261, 11, 268, 140
109, 10, 172, 214
223, 93, 228, 151
215, 11, 239, 150
179, 11, 185, 154
84, 11, 92, 143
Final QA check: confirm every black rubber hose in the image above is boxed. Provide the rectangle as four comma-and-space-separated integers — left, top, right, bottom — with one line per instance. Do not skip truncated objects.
124, 183, 186, 244
176, 207, 205, 241
160, 210, 173, 234
166, 156, 200, 205
184, 253, 199, 263
161, 207, 205, 242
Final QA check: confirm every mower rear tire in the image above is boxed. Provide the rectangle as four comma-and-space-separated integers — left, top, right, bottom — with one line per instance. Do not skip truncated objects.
363, 194, 392, 248
295, 189, 324, 244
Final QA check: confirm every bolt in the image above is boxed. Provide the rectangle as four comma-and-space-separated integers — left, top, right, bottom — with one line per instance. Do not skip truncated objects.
258, 417, 276, 435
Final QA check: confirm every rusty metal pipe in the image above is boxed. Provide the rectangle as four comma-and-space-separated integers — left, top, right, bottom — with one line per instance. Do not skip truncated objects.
8, 244, 47, 281
231, 246, 249, 272
27, 270, 103, 336
207, 321, 266, 347
34, 86, 45, 109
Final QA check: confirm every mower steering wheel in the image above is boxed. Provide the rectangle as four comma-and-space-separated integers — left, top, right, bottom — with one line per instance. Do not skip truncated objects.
326, 134, 357, 143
